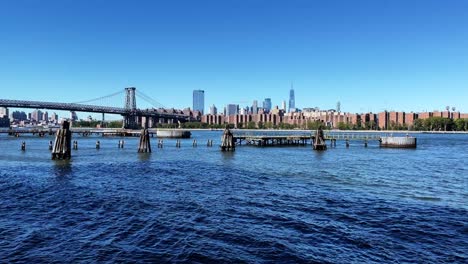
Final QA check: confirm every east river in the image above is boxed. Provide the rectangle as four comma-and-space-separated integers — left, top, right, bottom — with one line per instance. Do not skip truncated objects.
0, 131, 466, 263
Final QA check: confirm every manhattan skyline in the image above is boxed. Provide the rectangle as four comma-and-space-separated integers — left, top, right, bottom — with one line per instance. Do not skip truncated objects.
0, 0, 467, 113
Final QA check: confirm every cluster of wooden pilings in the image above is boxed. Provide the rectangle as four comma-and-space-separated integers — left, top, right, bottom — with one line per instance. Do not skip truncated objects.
138, 129, 151, 153
313, 127, 327, 151
221, 127, 235, 151
51, 121, 72, 160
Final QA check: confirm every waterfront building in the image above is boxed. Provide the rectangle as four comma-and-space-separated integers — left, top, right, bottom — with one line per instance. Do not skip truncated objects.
193, 90, 205, 114
0, 116, 9, 127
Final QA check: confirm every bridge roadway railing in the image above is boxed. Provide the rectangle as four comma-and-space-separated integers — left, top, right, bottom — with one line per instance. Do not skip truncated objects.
0, 99, 193, 120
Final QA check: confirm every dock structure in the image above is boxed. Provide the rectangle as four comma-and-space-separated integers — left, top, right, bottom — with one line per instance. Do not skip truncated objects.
234, 135, 311, 146
324, 132, 383, 141
51, 121, 72, 160
232, 130, 409, 149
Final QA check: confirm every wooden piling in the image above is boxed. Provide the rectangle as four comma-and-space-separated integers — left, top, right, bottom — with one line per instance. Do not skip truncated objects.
96, 141, 100, 149
52, 121, 72, 160
221, 127, 235, 151
193, 139, 197, 147
21, 141, 26, 151
49, 140, 53, 151
313, 127, 327, 151
138, 129, 151, 153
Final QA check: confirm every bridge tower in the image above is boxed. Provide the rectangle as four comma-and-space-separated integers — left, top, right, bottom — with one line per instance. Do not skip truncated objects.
125, 87, 137, 111
123, 87, 139, 129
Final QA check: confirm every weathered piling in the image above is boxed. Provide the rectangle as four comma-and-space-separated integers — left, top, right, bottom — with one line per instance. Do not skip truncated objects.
221, 127, 235, 151
48, 140, 53, 150
380, 136, 417, 148
21, 141, 26, 151
346, 139, 350, 148
313, 127, 327, 151
176, 140, 181, 148
138, 129, 151, 153
207, 139, 213, 147
96, 141, 100, 149
193, 139, 197, 147
158, 139, 163, 148
52, 121, 72, 160
118, 140, 125, 148
364, 139, 368, 148
73, 141, 78, 150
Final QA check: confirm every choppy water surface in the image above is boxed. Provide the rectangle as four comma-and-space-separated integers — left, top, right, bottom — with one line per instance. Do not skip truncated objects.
0, 131, 467, 263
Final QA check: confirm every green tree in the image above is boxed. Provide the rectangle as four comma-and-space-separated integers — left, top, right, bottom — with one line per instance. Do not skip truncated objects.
454, 119, 467, 131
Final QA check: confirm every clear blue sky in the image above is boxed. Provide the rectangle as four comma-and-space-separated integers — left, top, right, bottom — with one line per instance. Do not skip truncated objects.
1, 0, 467, 118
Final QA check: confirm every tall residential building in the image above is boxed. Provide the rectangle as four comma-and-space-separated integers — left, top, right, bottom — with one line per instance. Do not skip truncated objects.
0, 107, 8, 118
50, 112, 59, 123
43, 111, 49, 122
226, 104, 239, 116
193, 90, 205, 114
281, 100, 287, 112
263, 98, 272, 113
12, 111, 27, 121
31, 110, 43, 122
210, 104, 218, 115
252, 100, 258, 114
289, 85, 295, 112
70, 111, 78, 121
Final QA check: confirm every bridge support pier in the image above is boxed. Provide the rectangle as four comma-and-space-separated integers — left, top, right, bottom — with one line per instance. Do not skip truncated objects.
123, 114, 140, 129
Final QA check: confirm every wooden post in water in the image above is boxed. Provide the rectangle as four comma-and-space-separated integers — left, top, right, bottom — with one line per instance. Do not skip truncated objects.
313, 127, 327, 151
221, 127, 235, 151
138, 129, 151, 153
52, 121, 72, 160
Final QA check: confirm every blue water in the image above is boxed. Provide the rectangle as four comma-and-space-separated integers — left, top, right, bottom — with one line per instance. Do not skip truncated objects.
0, 131, 467, 263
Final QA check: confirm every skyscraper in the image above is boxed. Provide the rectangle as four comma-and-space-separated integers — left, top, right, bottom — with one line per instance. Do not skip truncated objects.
263, 98, 272, 113
226, 104, 239, 116
193, 90, 205, 114
281, 100, 287, 112
252, 100, 258, 114
210, 104, 217, 115
289, 84, 295, 112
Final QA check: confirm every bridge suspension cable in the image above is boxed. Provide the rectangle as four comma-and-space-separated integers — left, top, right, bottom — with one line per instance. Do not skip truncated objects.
72, 90, 124, 105
136, 90, 166, 109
